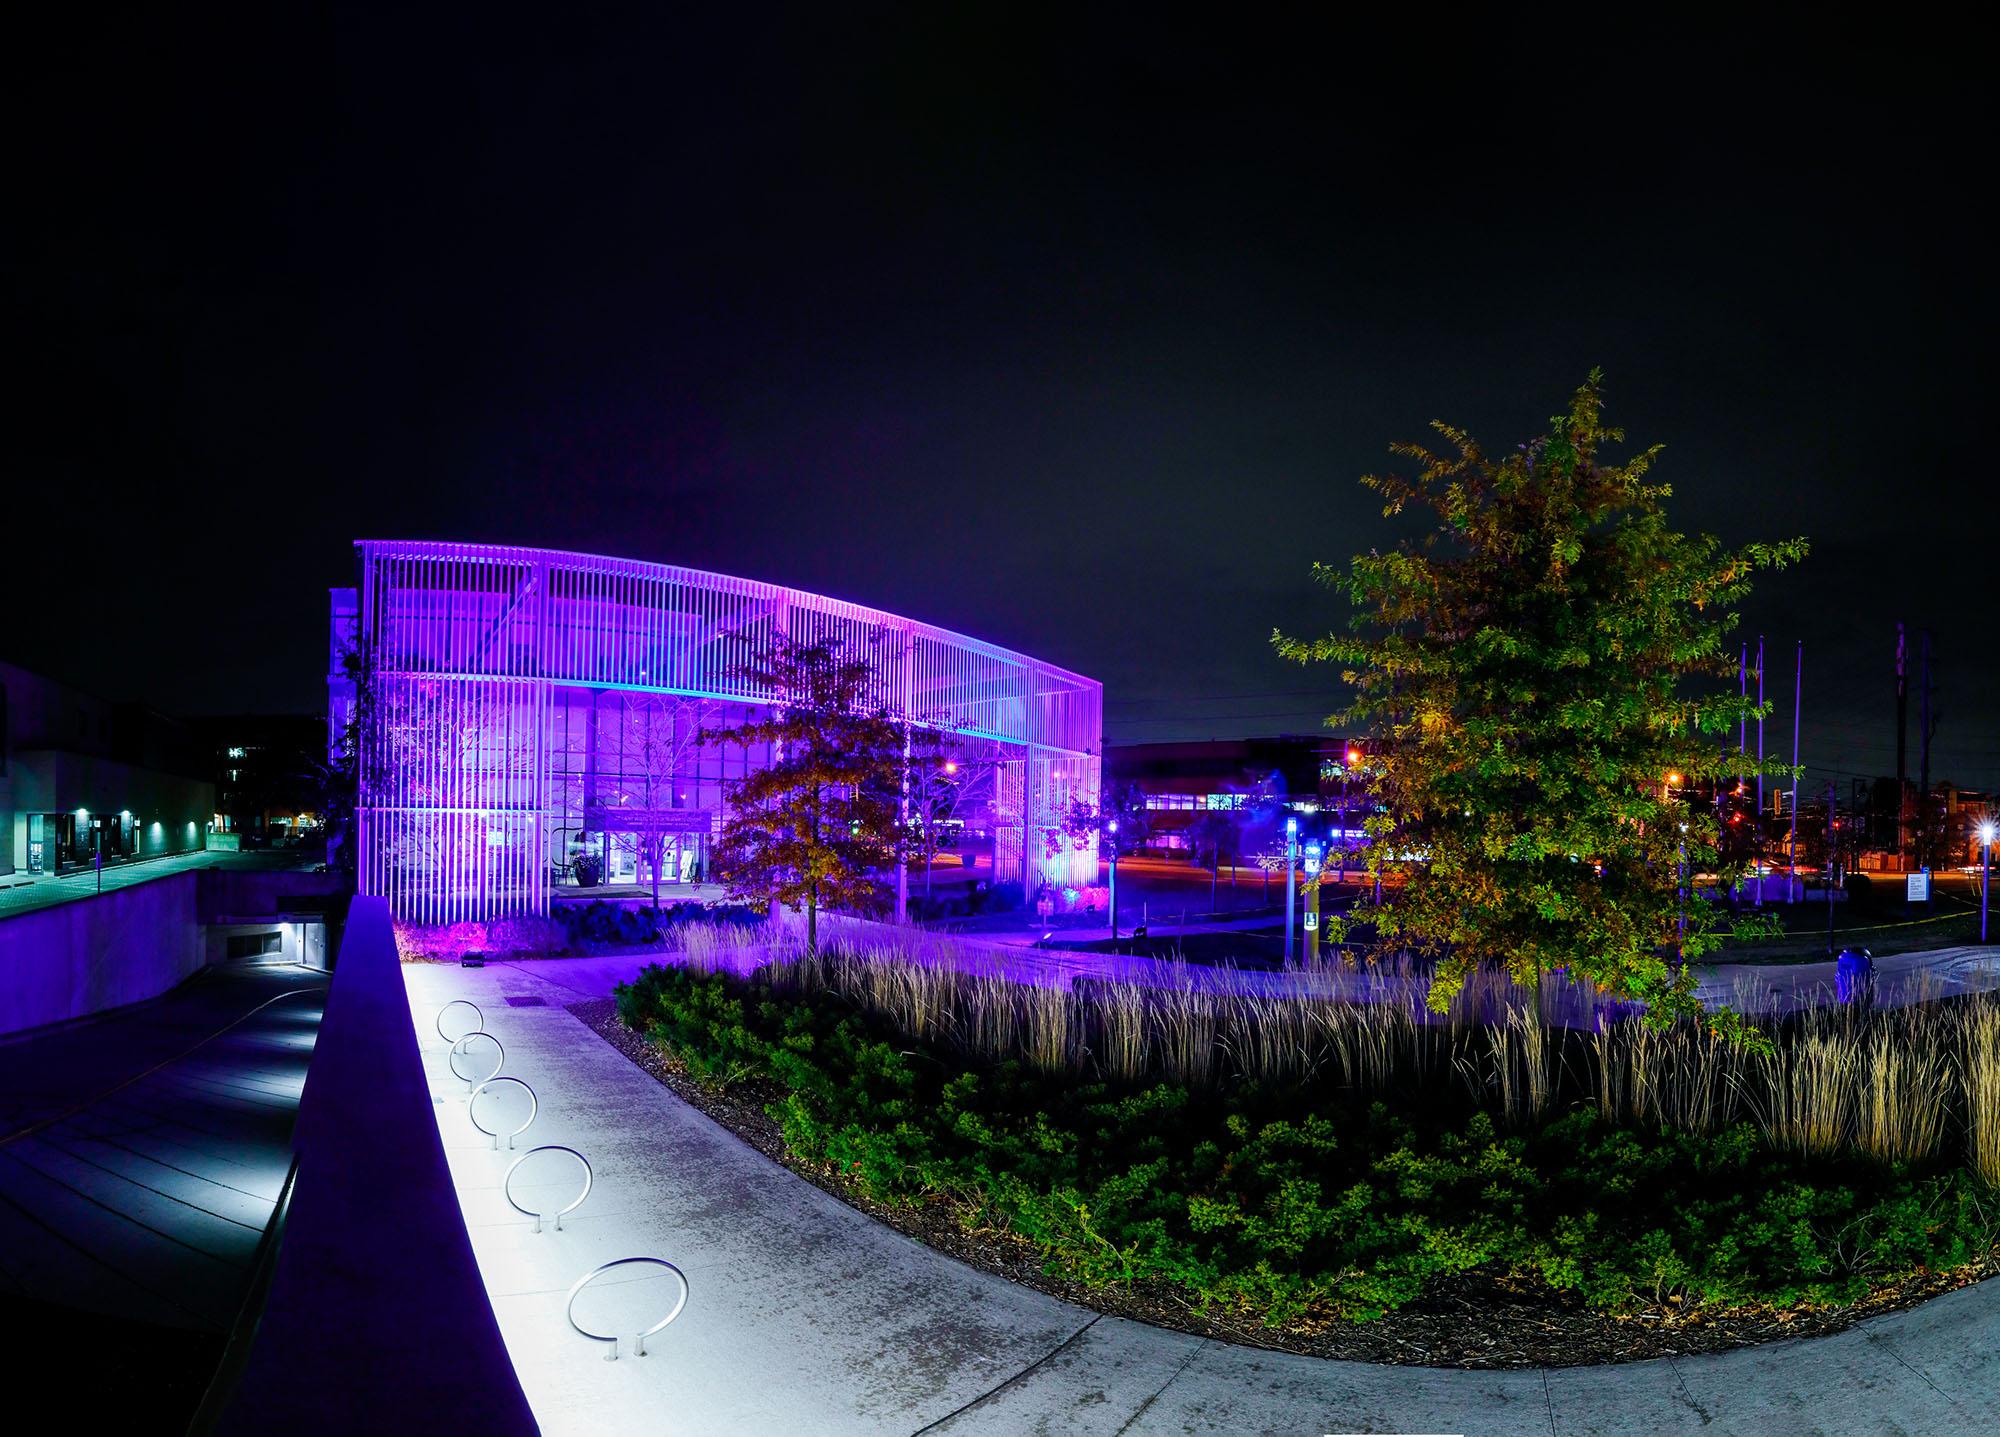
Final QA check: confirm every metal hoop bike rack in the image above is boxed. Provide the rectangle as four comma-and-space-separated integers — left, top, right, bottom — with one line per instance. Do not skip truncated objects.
468, 1076, 538, 1150
448, 1031, 504, 1091
565, 1258, 688, 1360
503, 1145, 593, 1230
436, 999, 484, 1044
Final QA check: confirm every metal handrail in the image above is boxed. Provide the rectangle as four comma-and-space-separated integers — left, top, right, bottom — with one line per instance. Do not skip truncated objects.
564, 1258, 688, 1361
467, 1076, 538, 1150
502, 1145, 592, 1231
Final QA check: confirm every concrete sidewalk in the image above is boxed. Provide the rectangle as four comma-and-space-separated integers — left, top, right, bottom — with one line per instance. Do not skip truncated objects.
1696, 945, 2000, 1014
405, 958, 2000, 1436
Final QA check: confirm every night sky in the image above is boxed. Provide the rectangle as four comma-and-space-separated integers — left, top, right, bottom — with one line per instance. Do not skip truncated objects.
11, 12, 1995, 787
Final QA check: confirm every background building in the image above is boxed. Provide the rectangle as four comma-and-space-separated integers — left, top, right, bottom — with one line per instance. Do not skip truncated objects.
0, 660, 215, 880
198, 714, 326, 848
1106, 735, 1366, 856
331, 540, 1103, 923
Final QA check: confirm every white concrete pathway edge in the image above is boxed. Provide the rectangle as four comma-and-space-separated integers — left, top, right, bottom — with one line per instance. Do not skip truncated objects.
405, 960, 2000, 1437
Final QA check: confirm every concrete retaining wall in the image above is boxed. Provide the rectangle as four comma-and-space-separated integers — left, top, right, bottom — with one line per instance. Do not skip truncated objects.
218, 895, 538, 1434
0, 870, 204, 1037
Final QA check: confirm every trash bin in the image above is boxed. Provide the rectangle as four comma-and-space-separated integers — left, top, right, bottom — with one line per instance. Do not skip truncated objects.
1835, 947, 1875, 1006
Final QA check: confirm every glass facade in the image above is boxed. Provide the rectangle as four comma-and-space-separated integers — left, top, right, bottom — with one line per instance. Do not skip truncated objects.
337, 541, 1103, 923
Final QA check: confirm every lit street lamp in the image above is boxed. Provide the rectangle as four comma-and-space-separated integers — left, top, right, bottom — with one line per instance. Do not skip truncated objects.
1980, 821, 1995, 945
1283, 817, 1298, 966
1107, 817, 1120, 941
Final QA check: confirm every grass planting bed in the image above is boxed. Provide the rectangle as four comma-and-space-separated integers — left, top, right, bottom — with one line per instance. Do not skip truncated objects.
591, 943, 2000, 1368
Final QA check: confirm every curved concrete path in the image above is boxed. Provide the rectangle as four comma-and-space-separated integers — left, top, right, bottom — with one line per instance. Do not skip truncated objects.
405, 959, 2000, 1436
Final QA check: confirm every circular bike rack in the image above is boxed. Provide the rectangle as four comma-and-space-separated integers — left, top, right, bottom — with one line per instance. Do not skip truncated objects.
448, 1031, 504, 1090
565, 1258, 688, 1361
436, 999, 484, 1044
468, 1076, 538, 1150
503, 1145, 593, 1230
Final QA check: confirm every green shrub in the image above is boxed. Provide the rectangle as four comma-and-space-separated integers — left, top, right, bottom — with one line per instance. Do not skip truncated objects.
614, 962, 1998, 1331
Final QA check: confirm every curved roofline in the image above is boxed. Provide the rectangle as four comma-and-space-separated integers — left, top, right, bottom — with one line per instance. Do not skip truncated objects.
354, 538, 1098, 691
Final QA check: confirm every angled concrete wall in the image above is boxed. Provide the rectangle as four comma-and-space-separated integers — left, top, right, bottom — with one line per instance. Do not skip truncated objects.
0, 870, 204, 1037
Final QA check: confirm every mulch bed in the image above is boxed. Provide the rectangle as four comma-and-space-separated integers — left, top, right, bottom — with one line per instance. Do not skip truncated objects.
568, 996, 1998, 1370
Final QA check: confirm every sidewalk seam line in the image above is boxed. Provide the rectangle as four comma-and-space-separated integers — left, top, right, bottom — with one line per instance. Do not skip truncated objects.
909, 1314, 1103, 1434
1860, 1325, 1961, 1409
1111, 1336, 1211, 1436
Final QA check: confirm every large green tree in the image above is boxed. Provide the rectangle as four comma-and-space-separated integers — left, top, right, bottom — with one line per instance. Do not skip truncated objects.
1276, 373, 1806, 1018
710, 636, 903, 955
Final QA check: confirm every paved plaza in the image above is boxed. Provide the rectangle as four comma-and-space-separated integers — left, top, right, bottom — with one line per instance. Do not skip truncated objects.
406, 956, 2000, 1436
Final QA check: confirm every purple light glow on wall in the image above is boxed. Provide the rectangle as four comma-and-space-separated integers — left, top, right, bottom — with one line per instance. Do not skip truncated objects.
330, 540, 1103, 923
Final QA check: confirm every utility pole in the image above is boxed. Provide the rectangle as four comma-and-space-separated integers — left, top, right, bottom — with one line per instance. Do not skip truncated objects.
1918, 628, 1935, 889
1735, 642, 1748, 906
1738, 642, 1749, 781
1895, 622, 1909, 872
1677, 824, 1688, 956
1800, 644, 1816, 904
1825, 779, 1838, 957
1755, 636, 1765, 906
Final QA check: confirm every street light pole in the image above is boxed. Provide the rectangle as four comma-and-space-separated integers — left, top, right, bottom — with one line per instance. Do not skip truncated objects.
1304, 841, 1323, 966
1980, 822, 1994, 945
1283, 816, 1298, 967
1107, 818, 1120, 941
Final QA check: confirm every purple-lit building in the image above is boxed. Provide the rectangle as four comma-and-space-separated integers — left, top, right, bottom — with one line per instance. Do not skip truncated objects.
329, 540, 1102, 924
